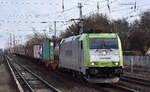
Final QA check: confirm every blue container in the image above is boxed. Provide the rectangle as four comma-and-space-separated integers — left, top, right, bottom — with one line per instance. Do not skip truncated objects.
39, 44, 43, 59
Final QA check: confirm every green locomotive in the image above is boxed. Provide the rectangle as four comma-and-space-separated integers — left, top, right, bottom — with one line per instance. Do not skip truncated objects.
59, 33, 123, 83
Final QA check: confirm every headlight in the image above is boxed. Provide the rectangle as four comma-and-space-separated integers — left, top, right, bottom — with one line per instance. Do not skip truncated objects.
102, 51, 107, 55
91, 62, 95, 65
114, 62, 119, 65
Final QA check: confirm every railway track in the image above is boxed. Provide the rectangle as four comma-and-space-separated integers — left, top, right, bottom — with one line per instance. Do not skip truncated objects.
121, 75, 150, 87
89, 83, 139, 92
6, 54, 143, 92
5, 55, 62, 92
107, 83, 139, 92
56, 72, 139, 92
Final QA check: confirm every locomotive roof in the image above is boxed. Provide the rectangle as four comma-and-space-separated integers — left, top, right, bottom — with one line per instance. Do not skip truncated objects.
63, 35, 81, 42
62, 33, 118, 43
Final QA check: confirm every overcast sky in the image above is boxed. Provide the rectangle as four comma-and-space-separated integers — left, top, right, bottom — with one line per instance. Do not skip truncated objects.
0, 0, 149, 48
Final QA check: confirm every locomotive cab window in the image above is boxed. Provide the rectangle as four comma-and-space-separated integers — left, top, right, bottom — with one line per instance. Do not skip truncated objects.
89, 38, 118, 49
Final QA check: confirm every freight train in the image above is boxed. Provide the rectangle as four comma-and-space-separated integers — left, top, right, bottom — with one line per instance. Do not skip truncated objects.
8, 33, 123, 83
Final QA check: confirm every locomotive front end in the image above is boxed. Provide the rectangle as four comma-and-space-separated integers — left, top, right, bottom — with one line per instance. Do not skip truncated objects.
82, 34, 123, 83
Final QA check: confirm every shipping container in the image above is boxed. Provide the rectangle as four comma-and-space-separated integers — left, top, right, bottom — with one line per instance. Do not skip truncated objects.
42, 41, 54, 61
33, 45, 40, 58
9, 47, 15, 53
14, 45, 25, 55
25, 44, 34, 57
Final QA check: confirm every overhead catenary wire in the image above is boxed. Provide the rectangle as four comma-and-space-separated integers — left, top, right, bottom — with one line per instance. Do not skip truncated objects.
0, 1, 59, 6
1, 0, 145, 24
0, 0, 150, 34
0, 1, 141, 25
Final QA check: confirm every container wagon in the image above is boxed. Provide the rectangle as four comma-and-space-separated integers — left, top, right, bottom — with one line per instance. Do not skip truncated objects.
42, 41, 57, 69
25, 44, 34, 57
14, 45, 25, 55
25, 44, 41, 59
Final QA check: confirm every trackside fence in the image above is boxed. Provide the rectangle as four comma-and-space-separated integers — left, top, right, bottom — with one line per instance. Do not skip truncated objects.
123, 56, 150, 68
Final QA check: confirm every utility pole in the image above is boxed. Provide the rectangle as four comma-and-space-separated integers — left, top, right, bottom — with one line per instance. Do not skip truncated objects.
54, 21, 57, 38
53, 20, 65, 46
53, 21, 57, 47
43, 29, 47, 41
13, 34, 15, 47
107, 0, 111, 12
78, 3, 83, 34
19, 36, 22, 45
62, 0, 64, 12
97, 2, 99, 13
9, 33, 12, 48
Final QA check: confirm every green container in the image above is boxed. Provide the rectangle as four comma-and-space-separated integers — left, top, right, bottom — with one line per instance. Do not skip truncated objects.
42, 41, 54, 61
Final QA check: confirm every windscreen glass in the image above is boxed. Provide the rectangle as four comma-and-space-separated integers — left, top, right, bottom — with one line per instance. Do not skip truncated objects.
89, 38, 118, 49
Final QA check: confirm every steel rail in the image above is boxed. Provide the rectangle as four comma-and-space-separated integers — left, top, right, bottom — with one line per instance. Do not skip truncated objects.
5, 55, 34, 92
17, 62, 62, 92
121, 76, 150, 87
108, 84, 139, 92
5, 55, 24, 92
6, 55, 62, 92
12, 63, 35, 92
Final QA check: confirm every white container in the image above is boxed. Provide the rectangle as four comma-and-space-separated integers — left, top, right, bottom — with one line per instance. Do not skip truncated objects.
33, 45, 40, 58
